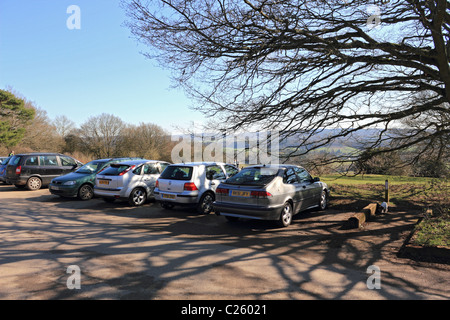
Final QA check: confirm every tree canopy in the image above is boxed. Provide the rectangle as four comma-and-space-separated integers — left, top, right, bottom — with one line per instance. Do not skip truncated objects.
0, 89, 35, 148
123, 0, 450, 166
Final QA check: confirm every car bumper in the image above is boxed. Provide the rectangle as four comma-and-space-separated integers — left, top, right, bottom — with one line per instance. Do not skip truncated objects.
154, 190, 199, 205
94, 186, 126, 199
49, 183, 79, 197
6, 176, 26, 185
213, 201, 284, 221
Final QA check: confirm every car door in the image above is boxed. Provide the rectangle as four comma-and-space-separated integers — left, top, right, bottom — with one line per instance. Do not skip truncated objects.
205, 165, 227, 192
295, 167, 321, 209
39, 155, 61, 184
283, 167, 304, 212
141, 163, 160, 195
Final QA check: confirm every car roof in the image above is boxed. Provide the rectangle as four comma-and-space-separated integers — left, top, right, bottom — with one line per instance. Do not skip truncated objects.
115, 159, 167, 166
170, 162, 233, 166
13, 152, 65, 156
243, 164, 302, 169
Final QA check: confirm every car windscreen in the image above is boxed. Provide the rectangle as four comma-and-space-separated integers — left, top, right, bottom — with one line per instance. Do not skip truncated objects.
76, 160, 107, 174
225, 167, 280, 186
100, 164, 131, 176
159, 166, 193, 180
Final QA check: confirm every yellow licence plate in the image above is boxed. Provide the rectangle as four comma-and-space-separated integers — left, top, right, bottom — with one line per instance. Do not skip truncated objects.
231, 190, 250, 197
99, 180, 109, 185
162, 193, 176, 199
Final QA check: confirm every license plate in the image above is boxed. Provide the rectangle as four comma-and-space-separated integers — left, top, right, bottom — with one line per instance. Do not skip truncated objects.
99, 180, 109, 185
50, 186, 60, 190
231, 190, 250, 197
162, 193, 176, 199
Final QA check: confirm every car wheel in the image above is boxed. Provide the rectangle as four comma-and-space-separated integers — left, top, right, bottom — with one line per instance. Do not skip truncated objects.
78, 184, 94, 201
277, 201, 293, 227
128, 188, 147, 206
197, 192, 215, 214
318, 190, 328, 210
26, 177, 42, 191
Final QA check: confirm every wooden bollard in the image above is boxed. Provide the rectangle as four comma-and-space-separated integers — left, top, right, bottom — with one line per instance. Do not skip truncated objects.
346, 203, 378, 229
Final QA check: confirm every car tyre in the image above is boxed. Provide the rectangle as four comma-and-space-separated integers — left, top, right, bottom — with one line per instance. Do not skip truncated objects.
277, 201, 293, 227
78, 184, 94, 201
128, 188, 147, 206
318, 190, 328, 211
26, 177, 42, 191
197, 192, 215, 214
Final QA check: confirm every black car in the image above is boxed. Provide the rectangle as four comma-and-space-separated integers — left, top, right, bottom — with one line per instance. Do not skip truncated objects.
5, 153, 83, 190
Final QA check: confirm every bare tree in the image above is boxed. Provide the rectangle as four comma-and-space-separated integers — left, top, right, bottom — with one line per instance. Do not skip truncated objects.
53, 115, 76, 139
79, 113, 126, 158
122, 122, 174, 161
122, 0, 450, 167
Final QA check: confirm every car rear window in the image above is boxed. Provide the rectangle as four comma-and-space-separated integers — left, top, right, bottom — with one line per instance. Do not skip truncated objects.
100, 164, 131, 176
226, 167, 280, 186
159, 166, 193, 180
8, 155, 22, 166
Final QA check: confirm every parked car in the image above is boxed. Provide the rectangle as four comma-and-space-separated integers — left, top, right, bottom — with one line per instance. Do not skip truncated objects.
0, 156, 12, 184
5, 153, 83, 190
49, 157, 141, 200
154, 162, 239, 214
94, 159, 170, 206
213, 164, 329, 227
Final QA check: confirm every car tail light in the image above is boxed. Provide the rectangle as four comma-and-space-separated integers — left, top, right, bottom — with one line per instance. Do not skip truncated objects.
216, 187, 229, 194
15, 166, 22, 174
155, 180, 159, 188
183, 182, 198, 191
119, 165, 135, 176
251, 191, 272, 198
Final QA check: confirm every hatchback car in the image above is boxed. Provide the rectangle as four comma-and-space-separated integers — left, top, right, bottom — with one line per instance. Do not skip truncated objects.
0, 156, 12, 184
5, 153, 83, 190
49, 157, 141, 200
94, 159, 170, 206
154, 162, 239, 214
213, 164, 329, 227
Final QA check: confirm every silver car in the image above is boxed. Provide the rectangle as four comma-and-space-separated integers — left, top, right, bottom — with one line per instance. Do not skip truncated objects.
213, 164, 329, 227
94, 159, 170, 206
154, 162, 239, 214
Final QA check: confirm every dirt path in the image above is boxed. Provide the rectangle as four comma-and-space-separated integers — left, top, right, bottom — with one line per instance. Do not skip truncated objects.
0, 185, 448, 299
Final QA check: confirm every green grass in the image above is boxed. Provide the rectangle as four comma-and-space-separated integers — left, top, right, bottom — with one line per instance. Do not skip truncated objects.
321, 173, 438, 186
413, 216, 450, 247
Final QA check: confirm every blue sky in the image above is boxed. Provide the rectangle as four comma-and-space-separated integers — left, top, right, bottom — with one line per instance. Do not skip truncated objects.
0, 0, 205, 132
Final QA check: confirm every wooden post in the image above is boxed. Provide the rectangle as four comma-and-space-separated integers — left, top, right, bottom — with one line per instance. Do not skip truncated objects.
385, 179, 389, 203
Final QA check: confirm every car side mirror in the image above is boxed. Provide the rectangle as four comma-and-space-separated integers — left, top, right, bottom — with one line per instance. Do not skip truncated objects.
313, 177, 320, 182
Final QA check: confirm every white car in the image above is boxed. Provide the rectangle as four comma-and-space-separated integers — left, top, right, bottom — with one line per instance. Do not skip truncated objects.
94, 159, 170, 206
154, 162, 239, 214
